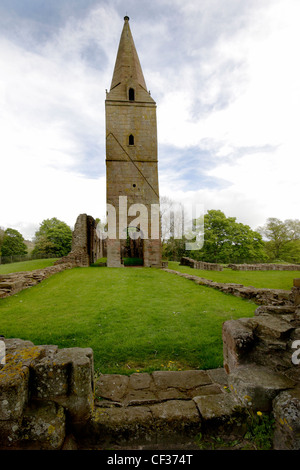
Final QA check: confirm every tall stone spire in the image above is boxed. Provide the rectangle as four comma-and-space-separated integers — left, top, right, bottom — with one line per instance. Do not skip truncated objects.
105, 16, 161, 268
110, 16, 147, 92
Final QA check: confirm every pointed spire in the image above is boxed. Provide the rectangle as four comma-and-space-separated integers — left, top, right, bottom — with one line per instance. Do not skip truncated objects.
110, 16, 147, 92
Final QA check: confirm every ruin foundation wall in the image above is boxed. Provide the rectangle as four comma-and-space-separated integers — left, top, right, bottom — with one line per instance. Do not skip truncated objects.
1, 274, 300, 449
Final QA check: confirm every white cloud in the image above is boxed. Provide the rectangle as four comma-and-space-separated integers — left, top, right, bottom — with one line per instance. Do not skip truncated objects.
0, 0, 299, 239
0, 6, 115, 238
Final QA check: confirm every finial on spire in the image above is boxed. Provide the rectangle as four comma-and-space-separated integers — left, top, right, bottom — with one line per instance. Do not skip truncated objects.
124, 15, 129, 21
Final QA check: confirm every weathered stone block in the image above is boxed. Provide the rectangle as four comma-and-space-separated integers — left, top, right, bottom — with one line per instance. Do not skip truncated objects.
0, 343, 46, 421
152, 370, 212, 390
82, 406, 153, 446
31, 355, 69, 398
194, 393, 239, 422
0, 419, 21, 448
273, 387, 300, 450
32, 347, 94, 423
207, 368, 229, 387
0, 367, 29, 421
291, 286, 300, 306
293, 279, 300, 288
253, 314, 294, 339
129, 372, 152, 390
18, 400, 66, 450
149, 400, 200, 441
228, 365, 295, 411
255, 305, 297, 316
95, 374, 129, 401
222, 319, 255, 374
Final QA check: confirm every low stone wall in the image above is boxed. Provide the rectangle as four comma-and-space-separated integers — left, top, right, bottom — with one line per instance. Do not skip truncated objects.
164, 268, 293, 306
180, 257, 300, 271
0, 263, 74, 299
1, 274, 300, 449
228, 263, 300, 271
180, 257, 223, 271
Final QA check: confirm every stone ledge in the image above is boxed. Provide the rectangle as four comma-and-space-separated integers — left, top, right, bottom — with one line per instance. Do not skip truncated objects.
94, 369, 227, 408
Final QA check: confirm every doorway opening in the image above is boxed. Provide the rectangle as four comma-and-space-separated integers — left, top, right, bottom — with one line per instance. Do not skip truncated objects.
121, 227, 144, 266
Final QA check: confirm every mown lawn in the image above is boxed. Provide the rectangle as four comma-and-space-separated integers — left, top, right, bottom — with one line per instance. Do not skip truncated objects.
168, 261, 298, 290
0, 265, 257, 374
0, 259, 59, 274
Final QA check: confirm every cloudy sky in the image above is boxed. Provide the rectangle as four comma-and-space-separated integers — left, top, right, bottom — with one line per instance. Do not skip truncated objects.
1, 0, 299, 240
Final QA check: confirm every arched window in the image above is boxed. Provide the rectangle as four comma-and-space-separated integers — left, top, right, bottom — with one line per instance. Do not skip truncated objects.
129, 88, 135, 101
129, 134, 134, 146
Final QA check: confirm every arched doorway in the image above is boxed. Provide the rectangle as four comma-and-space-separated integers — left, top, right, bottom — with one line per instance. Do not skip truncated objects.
121, 227, 144, 266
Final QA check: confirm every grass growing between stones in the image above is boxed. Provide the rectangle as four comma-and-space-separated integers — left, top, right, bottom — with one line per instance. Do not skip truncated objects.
168, 261, 298, 290
0, 266, 257, 374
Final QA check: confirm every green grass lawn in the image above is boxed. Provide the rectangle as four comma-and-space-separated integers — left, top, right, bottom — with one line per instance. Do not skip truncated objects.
0, 259, 59, 274
168, 261, 298, 290
0, 265, 257, 374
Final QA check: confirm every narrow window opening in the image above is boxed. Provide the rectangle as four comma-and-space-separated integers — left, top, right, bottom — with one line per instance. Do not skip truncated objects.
129, 88, 135, 101
129, 134, 134, 146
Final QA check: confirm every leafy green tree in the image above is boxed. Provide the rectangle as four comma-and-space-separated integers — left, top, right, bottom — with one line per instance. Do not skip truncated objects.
257, 218, 300, 261
32, 218, 72, 257
0, 227, 5, 255
162, 209, 266, 263
190, 210, 266, 264
1, 228, 28, 256
162, 236, 188, 261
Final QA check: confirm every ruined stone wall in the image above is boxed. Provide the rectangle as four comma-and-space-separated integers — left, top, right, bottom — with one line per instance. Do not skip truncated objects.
0, 263, 74, 299
55, 214, 104, 267
228, 263, 300, 271
165, 268, 292, 306
180, 257, 223, 271
180, 257, 300, 271
222, 279, 300, 450
0, 338, 94, 449
1, 275, 300, 449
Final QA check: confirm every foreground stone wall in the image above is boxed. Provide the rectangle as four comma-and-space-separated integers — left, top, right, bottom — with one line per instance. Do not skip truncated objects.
0, 263, 73, 299
1, 275, 300, 449
222, 279, 300, 450
0, 338, 94, 449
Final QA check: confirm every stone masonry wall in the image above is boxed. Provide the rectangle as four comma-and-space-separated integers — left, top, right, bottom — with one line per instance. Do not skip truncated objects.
1, 274, 300, 449
0, 338, 94, 449
228, 263, 300, 271
55, 214, 104, 267
181, 256, 300, 271
222, 279, 300, 450
164, 268, 292, 306
180, 257, 223, 271
0, 263, 74, 299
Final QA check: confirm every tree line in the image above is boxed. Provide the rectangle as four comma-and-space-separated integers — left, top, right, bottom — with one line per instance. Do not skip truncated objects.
160, 196, 300, 264
162, 211, 300, 264
0, 218, 72, 259
1, 209, 300, 264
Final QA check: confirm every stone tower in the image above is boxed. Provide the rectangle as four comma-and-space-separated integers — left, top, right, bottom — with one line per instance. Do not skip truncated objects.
105, 16, 161, 267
